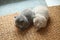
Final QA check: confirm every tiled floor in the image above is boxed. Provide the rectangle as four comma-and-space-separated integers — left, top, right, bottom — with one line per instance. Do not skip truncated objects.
46, 0, 60, 6
0, 0, 60, 16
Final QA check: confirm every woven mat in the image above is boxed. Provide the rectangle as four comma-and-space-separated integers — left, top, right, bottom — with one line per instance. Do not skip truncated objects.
0, 6, 60, 40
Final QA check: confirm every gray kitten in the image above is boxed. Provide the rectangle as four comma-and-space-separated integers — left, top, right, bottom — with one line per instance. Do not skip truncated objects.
14, 8, 35, 31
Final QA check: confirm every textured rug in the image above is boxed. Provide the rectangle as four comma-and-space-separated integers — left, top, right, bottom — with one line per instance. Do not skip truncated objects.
0, 6, 60, 40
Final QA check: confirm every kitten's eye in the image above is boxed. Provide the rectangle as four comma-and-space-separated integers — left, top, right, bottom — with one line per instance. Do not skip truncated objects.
20, 20, 24, 23
19, 19, 24, 23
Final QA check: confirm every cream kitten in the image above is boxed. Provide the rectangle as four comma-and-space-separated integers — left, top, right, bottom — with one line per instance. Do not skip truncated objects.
33, 6, 49, 30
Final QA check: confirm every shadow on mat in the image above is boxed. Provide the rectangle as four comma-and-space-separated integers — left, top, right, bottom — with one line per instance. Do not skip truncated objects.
15, 24, 33, 36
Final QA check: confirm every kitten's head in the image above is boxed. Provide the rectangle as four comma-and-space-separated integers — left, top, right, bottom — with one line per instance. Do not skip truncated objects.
14, 15, 30, 31
33, 14, 47, 30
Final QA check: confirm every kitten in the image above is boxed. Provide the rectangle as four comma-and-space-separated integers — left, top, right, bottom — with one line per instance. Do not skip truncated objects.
33, 6, 49, 30
14, 8, 35, 31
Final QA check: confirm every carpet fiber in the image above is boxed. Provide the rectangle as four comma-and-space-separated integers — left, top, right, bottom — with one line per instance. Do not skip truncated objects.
0, 6, 60, 40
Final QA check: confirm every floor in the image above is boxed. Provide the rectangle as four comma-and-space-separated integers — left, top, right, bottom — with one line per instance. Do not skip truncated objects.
46, 0, 60, 6
0, 0, 60, 16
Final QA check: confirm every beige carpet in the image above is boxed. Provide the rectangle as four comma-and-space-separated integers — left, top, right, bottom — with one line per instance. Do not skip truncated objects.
0, 6, 60, 40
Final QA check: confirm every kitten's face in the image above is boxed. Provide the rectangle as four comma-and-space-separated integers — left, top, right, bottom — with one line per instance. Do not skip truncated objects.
15, 15, 30, 30
33, 16, 47, 30
33, 17, 40, 28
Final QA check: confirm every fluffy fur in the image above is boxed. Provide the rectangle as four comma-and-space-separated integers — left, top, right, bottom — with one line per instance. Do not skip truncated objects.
14, 6, 49, 31
14, 8, 35, 31
33, 6, 49, 30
